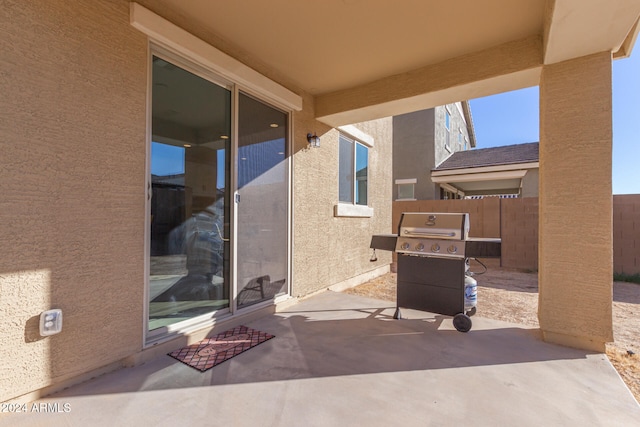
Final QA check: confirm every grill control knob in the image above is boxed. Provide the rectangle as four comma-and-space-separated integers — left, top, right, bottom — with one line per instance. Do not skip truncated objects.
415, 243, 425, 251
401, 242, 411, 250
431, 243, 440, 252
448, 245, 458, 254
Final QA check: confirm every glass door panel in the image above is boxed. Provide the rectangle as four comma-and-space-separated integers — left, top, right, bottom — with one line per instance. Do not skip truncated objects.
236, 93, 288, 308
148, 55, 231, 331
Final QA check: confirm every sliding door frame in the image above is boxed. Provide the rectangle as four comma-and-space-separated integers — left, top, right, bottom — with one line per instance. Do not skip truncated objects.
144, 43, 293, 346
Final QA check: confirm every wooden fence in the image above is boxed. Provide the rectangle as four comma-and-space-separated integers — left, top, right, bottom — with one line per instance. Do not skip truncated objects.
392, 195, 640, 274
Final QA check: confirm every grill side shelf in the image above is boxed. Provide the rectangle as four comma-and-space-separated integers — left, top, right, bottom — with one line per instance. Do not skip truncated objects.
465, 238, 501, 258
370, 234, 398, 251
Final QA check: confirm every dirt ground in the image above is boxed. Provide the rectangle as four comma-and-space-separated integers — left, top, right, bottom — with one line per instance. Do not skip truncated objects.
343, 259, 640, 403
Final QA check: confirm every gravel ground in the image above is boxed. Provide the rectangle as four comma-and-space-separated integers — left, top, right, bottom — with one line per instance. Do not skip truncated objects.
343, 260, 640, 403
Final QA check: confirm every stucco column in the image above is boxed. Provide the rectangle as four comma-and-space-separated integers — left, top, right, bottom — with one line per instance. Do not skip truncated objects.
538, 52, 614, 352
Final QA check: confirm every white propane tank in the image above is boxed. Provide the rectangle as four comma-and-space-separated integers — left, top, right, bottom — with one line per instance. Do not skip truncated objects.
464, 274, 477, 311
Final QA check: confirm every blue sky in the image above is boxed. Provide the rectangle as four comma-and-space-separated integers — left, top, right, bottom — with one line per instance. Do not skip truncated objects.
469, 44, 639, 195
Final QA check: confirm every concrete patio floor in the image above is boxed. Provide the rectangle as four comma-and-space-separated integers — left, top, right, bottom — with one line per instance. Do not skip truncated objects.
2, 291, 638, 426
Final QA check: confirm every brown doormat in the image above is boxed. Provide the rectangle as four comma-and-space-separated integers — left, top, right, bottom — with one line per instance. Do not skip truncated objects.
168, 325, 275, 372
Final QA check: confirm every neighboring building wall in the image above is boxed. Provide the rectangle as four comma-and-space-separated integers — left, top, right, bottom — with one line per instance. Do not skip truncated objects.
393, 109, 436, 200
0, 0, 393, 403
521, 169, 540, 198
434, 104, 470, 168
393, 103, 470, 201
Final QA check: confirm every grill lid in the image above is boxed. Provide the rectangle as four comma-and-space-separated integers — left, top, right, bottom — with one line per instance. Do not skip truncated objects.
398, 212, 469, 241
396, 212, 469, 258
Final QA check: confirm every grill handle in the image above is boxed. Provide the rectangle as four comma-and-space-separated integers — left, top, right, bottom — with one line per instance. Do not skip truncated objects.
402, 230, 456, 238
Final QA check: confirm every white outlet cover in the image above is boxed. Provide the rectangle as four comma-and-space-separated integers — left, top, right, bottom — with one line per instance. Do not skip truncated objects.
40, 309, 63, 336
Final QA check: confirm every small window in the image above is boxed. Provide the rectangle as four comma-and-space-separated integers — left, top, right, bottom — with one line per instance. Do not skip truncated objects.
339, 134, 368, 206
445, 111, 451, 151
396, 178, 416, 201
398, 183, 415, 200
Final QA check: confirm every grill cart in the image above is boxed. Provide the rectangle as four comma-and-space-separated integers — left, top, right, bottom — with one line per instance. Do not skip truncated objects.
370, 212, 501, 332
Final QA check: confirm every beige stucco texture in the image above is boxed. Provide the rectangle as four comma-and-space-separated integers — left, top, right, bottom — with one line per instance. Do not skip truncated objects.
3, 0, 633, 404
292, 117, 393, 298
1, 0, 393, 403
538, 52, 614, 351
1, 0, 148, 402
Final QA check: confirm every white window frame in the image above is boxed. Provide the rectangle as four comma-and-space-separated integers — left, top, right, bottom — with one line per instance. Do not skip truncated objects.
444, 110, 451, 152
335, 127, 374, 217
395, 178, 417, 201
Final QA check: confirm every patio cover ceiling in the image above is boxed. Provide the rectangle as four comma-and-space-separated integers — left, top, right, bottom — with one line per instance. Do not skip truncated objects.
139, 0, 640, 126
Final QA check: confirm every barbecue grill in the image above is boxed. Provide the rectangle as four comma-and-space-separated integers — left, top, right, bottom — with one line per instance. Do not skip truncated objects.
370, 212, 501, 332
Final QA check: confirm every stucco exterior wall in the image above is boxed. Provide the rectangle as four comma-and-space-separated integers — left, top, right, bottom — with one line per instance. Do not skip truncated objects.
1, 0, 148, 402
1, 0, 393, 402
292, 117, 393, 298
393, 109, 436, 200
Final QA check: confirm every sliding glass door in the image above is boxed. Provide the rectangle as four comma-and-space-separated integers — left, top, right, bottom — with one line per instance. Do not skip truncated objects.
148, 55, 231, 331
236, 93, 289, 308
147, 55, 289, 334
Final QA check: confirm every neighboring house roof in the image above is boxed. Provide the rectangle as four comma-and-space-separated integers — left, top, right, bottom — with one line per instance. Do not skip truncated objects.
435, 142, 539, 171
431, 142, 540, 198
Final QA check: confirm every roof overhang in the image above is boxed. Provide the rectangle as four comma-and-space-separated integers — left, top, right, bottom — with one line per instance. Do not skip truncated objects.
133, 0, 640, 125
432, 162, 539, 177
431, 163, 538, 196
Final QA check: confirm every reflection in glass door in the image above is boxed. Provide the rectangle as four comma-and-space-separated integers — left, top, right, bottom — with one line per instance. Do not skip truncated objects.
148, 55, 231, 331
236, 93, 289, 308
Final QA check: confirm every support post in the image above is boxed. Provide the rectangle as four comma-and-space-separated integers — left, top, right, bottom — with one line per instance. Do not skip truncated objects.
538, 52, 614, 352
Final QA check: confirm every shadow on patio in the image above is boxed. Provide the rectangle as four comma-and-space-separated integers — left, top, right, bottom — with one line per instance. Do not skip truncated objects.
3, 291, 638, 426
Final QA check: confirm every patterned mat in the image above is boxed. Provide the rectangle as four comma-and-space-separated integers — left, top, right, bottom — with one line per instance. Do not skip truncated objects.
168, 325, 275, 372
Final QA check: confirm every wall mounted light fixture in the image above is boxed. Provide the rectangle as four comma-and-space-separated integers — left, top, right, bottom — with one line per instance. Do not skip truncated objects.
307, 132, 320, 148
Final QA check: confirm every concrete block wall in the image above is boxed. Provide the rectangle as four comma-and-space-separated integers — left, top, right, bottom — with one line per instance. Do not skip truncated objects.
500, 198, 539, 270
613, 195, 640, 274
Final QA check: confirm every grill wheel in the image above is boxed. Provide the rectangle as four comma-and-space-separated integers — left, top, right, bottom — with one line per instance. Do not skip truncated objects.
453, 313, 472, 332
